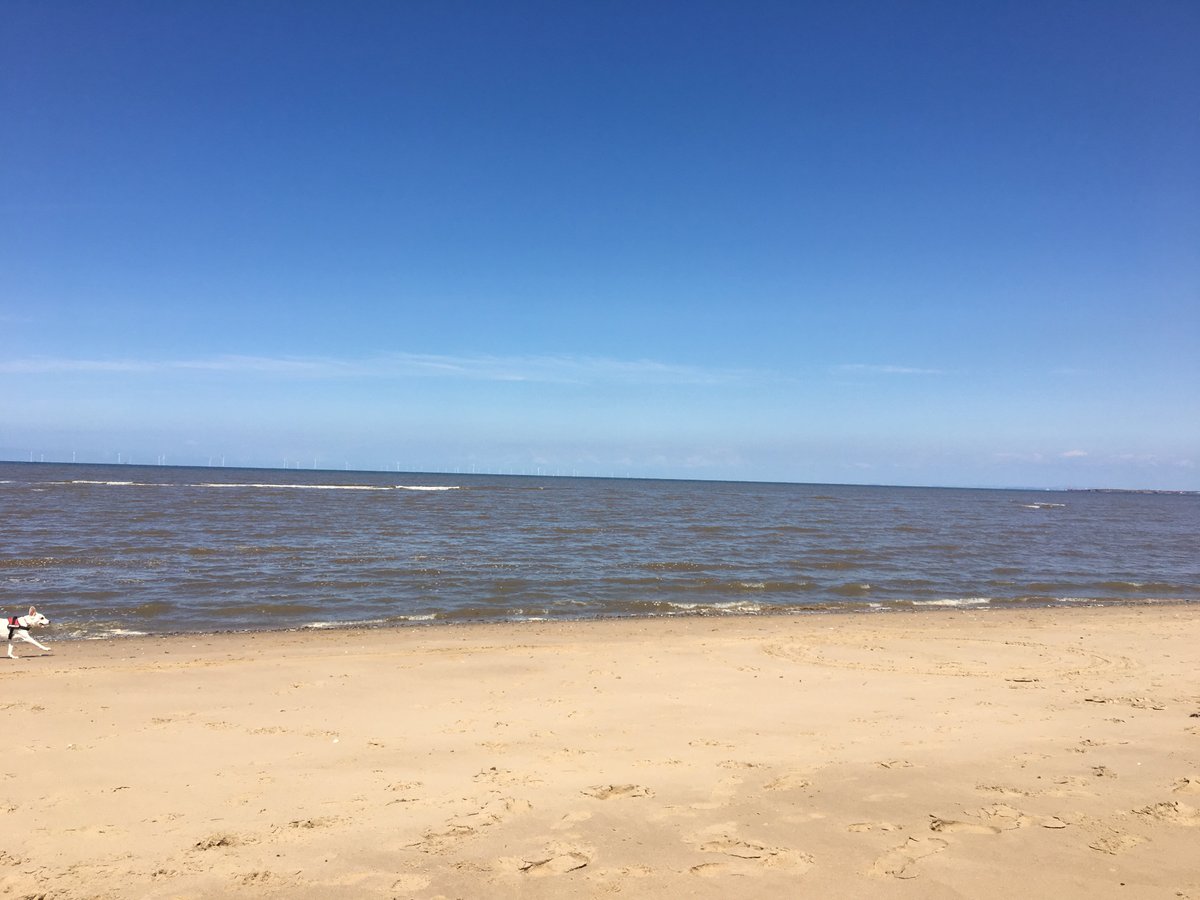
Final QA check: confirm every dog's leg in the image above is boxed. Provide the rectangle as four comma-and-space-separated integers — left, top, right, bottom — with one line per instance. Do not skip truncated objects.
20, 632, 51, 654
7, 639, 16, 659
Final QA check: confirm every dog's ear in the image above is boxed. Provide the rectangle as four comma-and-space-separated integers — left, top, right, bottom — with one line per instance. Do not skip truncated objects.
29, 606, 37, 616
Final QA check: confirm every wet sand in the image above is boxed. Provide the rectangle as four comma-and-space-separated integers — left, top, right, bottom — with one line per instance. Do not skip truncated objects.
4, 605, 1199, 898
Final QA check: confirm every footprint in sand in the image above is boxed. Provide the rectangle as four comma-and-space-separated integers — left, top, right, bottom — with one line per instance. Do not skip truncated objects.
1172, 776, 1200, 794
192, 833, 254, 851
976, 783, 1031, 797
582, 784, 653, 800
457, 795, 532, 828
282, 816, 340, 831
847, 822, 900, 833
929, 816, 1002, 835
413, 796, 532, 851
235, 871, 284, 887
1088, 833, 1146, 855
763, 773, 812, 791
689, 828, 813, 875
1134, 801, 1200, 826
977, 805, 1032, 830
515, 846, 591, 877
476, 766, 541, 787
869, 836, 949, 879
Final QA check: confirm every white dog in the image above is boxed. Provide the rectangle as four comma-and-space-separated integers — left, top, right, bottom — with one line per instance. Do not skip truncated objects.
7, 607, 52, 659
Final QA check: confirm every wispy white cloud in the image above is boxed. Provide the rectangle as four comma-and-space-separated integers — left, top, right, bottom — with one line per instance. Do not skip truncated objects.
1060, 449, 1089, 458
832, 363, 945, 376
0, 352, 751, 386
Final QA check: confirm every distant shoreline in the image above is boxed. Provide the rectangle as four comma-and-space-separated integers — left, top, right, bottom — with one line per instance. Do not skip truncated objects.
1067, 487, 1200, 496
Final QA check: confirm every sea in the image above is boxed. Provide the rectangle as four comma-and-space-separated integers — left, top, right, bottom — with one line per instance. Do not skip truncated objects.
2, 462, 1196, 640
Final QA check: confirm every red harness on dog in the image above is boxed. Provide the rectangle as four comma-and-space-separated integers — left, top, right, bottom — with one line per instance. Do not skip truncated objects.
7, 616, 24, 638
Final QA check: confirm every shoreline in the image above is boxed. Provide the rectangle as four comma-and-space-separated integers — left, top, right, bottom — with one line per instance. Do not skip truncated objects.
38, 595, 1200, 644
5, 605, 1199, 898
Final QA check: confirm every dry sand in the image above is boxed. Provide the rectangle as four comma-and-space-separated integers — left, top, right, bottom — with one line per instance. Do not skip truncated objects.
3, 605, 1199, 899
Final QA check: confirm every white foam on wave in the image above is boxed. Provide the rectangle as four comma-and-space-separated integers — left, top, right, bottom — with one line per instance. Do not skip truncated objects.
53, 479, 462, 493
199, 482, 395, 491
72, 628, 149, 639
1022, 502, 1066, 509
303, 617, 388, 629
196, 482, 460, 492
911, 597, 992, 608
666, 600, 765, 615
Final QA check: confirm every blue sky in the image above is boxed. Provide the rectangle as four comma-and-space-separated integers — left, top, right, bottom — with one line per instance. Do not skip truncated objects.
3, 1, 1197, 488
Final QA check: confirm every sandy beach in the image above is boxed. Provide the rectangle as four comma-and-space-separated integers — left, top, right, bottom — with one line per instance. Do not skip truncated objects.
4, 605, 1198, 899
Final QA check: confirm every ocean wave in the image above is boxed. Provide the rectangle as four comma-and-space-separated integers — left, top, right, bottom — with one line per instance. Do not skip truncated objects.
610, 575, 814, 594
643, 561, 738, 572
0, 557, 58, 570
199, 482, 395, 491
910, 597, 992, 608
662, 600, 766, 615
63, 480, 462, 492
52, 625, 151, 640
831, 582, 872, 596
91, 628, 149, 638
302, 618, 389, 629
127, 601, 176, 618
1095, 580, 1185, 593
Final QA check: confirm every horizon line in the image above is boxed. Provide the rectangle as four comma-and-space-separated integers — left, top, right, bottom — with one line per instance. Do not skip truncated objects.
2, 457, 1195, 496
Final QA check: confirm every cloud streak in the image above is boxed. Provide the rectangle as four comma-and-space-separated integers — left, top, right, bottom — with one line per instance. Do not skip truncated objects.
832, 363, 945, 376
0, 352, 752, 386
